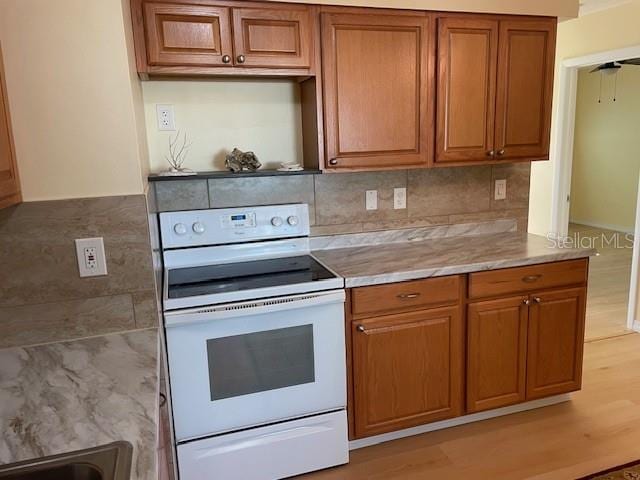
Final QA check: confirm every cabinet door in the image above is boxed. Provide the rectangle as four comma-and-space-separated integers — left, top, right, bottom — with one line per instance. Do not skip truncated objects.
527, 287, 586, 400
231, 6, 313, 69
435, 17, 498, 163
467, 296, 528, 413
321, 12, 432, 170
494, 19, 556, 160
143, 2, 233, 67
352, 306, 462, 438
0, 44, 20, 209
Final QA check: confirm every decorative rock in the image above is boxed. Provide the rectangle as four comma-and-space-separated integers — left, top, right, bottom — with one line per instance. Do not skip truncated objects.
225, 148, 262, 172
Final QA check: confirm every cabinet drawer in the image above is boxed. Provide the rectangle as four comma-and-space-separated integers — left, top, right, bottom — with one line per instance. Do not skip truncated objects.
351, 275, 461, 317
468, 259, 588, 299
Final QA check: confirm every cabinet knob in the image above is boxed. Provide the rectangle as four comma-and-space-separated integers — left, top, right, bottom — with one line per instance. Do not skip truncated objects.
533, 297, 542, 303
487, 150, 495, 157
356, 325, 366, 333
523, 299, 531, 305
237, 54, 246, 64
222, 55, 231, 64
497, 149, 505, 156
329, 158, 338, 166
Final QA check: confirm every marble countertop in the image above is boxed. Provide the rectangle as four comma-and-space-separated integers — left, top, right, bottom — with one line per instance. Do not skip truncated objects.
313, 232, 597, 287
0, 328, 158, 480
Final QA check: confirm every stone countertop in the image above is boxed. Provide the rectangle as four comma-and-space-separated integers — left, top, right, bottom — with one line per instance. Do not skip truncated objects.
0, 328, 158, 480
313, 232, 597, 288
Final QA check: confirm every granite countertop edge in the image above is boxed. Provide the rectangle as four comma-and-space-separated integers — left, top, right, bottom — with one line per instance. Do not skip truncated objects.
339, 249, 597, 288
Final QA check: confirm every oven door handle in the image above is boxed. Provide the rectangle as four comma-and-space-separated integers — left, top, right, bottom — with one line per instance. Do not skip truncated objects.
164, 289, 346, 327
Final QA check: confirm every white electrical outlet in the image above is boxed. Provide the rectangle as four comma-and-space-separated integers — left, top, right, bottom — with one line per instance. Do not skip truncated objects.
156, 104, 176, 131
366, 190, 378, 210
495, 179, 507, 200
75, 238, 108, 277
394, 187, 407, 209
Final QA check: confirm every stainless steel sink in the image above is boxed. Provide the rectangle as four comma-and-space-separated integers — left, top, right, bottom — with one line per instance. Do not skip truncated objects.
0, 442, 132, 480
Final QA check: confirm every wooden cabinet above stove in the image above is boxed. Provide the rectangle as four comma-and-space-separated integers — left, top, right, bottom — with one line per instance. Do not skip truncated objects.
131, 0, 318, 77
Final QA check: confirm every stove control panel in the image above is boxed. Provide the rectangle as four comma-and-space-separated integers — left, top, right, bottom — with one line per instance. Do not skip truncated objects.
160, 204, 310, 249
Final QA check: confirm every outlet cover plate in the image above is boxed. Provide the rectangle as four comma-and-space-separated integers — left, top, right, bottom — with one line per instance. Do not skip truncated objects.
366, 190, 378, 210
156, 104, 176, 131
75, 237, 108, 277
494, 179, 507, 200
394, 187, 407, 209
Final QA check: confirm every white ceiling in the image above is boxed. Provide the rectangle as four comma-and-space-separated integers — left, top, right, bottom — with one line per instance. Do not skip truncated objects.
579, 0, 632, 16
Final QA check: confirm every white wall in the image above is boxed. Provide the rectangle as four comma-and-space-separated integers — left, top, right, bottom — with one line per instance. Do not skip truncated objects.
0, 0, 148, 201
142, 80, 303, 173
266, 0, 578, 17
528, 0, 640, 235
569, 66, 640, 233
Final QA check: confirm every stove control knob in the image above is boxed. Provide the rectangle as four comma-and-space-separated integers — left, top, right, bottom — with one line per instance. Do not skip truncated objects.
192, 222, 206, 234
287, 215, 299, 226
271, 216, 283, 227
174, 223, 188, 235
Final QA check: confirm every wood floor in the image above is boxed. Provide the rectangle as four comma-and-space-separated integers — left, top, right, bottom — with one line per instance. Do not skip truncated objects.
302, 226, 638, 480
568, 224, 633, 341
302, 333, 640, 480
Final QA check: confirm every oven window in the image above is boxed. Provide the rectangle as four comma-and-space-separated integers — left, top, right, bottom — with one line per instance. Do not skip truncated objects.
206, 325, 315, 401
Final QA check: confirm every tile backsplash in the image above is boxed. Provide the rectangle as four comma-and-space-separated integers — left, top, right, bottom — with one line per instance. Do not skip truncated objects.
0, 195, 158, 348
153, 164, 531, 234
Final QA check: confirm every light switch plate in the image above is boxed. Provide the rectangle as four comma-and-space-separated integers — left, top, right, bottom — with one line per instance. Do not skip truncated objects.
495, 179, 507, 200
75, 237, 108, 277
366, 190, 378, 210
394, 187, 407, 209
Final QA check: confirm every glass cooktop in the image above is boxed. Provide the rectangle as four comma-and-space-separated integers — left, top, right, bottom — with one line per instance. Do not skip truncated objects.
167, 255, 337, 299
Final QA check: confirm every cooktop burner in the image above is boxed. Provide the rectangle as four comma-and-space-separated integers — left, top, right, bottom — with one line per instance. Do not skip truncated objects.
167, 255, 337, 299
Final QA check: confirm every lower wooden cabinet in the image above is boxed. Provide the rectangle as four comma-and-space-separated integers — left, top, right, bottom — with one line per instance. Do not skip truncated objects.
527, 287, 586, 399
346, 260, 588, 439
467, 286, 587, 413
467, 296, 528, 413
351, 306, 463, 438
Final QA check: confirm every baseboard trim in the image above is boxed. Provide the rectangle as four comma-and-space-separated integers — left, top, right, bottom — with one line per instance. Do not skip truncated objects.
570, 219, 635, 234
633, 320, 640, 332
348, 394, 571, 450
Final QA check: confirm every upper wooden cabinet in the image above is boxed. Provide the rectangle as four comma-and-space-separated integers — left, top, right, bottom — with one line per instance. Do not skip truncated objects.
0, 44, 21, 210
131, 0, 316, 76
494, 19, 556, 160
142, 3, 233, 67
436, 17, 498, 163
435, 15, 556, 165
320, 11, 433, 170
231, 7, 313, 69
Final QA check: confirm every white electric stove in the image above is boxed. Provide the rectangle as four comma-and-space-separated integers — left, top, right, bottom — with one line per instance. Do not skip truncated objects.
159, 203, 348, 480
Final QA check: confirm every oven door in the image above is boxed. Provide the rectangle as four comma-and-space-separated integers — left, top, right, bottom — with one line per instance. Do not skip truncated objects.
165, 290, 346, 442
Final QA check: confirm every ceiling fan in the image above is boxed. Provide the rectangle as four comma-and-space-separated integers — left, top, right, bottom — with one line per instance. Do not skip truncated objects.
590, 58, 640, 73
589, 58, 640, 102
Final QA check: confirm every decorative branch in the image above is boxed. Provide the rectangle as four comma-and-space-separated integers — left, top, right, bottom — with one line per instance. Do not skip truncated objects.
165, 131, 192, 171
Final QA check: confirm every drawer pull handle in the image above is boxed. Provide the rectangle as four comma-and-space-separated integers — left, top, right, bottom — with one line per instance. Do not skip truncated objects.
522, 274, 542, 283
356, 325, 366, 333
397, 293, 421, 299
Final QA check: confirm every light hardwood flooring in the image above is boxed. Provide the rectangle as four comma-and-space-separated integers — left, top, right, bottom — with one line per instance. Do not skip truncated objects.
568, 224, 634, 341
301, 333, 640, 480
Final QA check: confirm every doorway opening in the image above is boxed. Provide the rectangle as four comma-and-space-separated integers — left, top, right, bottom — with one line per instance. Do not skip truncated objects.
550, 45, 640, 341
